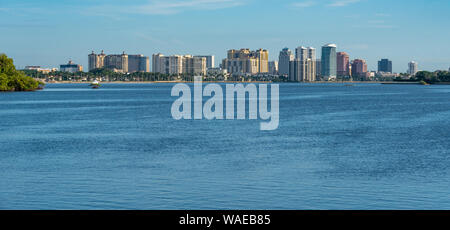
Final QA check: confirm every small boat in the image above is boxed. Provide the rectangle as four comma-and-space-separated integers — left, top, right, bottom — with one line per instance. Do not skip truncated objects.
90, 80, 101, 89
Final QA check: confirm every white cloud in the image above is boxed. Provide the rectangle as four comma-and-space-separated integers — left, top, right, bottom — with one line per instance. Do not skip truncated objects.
291, 0, 362, 9
90, 0, 246, 15
327, 0, 361, 7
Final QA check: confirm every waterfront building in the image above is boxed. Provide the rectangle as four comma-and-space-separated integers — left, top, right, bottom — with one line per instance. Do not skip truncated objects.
221, 48, 269, 75
408, 61, 419, 76
24, 66, 57, 74
104, 52, 128, 73
89, 51, 148, 73
289, 46, 316, 82
321, 44, 337, 80
351, 59, 368, 80
88, 50, 106, 71
337, 52, 350, 77
315, 59, 321, 80
152, 54, 207, 75
194, 55, 215, 69
268, 61, 278, 75
60, 60, 83, 73
128, 54, 150, 73
255, 49, 269, 73
152, 54, 183, 75
378, 58, 393, 73
278, 48, 294, 76
152, 53, 164, 73
183, 55, 207, 75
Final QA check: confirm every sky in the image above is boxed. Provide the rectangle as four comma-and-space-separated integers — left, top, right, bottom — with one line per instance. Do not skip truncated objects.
1, 0, 450, 72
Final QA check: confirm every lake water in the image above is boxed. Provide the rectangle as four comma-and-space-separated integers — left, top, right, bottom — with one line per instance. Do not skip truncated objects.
1, 83, 450, 210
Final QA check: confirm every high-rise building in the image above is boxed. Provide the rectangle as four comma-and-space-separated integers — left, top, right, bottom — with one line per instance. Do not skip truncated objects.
152, 54, 183, 75
183, 55, 207, 75
278, 48, 294, 76
408, 61, 419, 76
128, 54, 150, 73
60, 60, 83, 73
289, 46, 316, 82
194, 55, 215, 69
89, 51, 148, 73
221, 48, 269, 75
378, 59, 393, 73
152, 54, 206, 75
88, 51, 106, 71
315, 59, 321, 80
152, 53, 164, 73
321, 44, 337, 80
268, 61, 278, 75
255, 49, 269, 73
351, 59, 368, 80
104, 52, 128, 73
337, 52, 350, 77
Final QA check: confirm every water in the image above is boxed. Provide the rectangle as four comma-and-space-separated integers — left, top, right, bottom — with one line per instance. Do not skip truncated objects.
1, 83, 450, 210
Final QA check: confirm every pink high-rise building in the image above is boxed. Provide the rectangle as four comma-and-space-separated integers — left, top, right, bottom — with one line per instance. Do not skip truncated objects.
337, 52, 350, 77
351, 59, 368, 80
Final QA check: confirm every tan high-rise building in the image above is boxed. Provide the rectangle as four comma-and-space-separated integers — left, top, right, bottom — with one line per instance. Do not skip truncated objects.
104, 52, 128, 73
152, 54, 206, 75
183, 55, 207, 75
89, 51, 149, 73
88, 50, 106, 71
222, 48, 269, 75
255, 49, 269, 73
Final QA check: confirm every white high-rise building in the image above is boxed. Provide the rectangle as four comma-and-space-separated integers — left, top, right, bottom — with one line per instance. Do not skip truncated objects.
152, 54, 183, 75
408, 61, 419, 76
290, 46, 316, 82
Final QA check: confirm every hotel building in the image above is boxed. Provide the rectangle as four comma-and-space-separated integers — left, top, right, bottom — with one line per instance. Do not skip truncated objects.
221, 48, 269, 75
152, 54, 206, 75
60, 60, 83, 73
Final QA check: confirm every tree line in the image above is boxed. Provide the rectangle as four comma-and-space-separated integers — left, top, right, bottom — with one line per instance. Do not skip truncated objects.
21, 67, 283, 82
413, 71, 450, 83
0, 54, 44, 92
395, 71, 450, 84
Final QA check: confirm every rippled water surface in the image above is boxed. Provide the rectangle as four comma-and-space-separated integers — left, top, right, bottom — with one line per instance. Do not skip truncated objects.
1, 83, 450, 210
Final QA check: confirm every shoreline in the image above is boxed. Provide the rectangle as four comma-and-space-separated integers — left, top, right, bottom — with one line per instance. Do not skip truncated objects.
42, 81, 423, 84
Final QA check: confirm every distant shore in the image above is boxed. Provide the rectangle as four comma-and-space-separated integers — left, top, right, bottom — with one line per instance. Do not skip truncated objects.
43, 81, 425, 84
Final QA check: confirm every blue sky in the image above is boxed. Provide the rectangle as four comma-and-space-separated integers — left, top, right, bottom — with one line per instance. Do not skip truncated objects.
1, 0, 449, 72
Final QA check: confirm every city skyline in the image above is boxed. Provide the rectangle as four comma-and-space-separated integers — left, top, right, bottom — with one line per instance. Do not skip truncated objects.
1, 0, 450, 72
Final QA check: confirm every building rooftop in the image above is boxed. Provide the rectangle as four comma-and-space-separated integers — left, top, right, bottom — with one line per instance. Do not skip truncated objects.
323, 44, 337, 48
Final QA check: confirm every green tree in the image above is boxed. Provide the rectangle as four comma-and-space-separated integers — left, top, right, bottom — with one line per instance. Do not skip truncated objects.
0, 54, 43, 91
